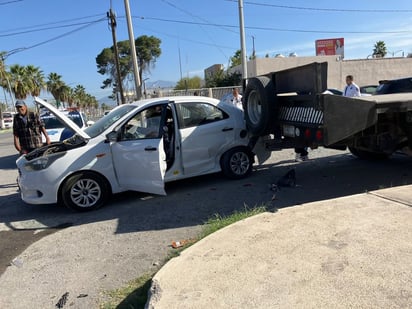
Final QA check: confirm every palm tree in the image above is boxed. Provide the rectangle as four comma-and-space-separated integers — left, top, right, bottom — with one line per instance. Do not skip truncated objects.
26, 65, 45, 97
373, 41, 387, 58
47, 72, 65, 107
73, 85, 86, 108
9, 64, 31, 99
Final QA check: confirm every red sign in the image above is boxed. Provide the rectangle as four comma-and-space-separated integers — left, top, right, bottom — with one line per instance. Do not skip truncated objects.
316, 38, 344, 58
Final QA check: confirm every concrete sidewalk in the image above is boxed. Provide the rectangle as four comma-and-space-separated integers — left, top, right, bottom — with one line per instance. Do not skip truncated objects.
146, 186, 412, 309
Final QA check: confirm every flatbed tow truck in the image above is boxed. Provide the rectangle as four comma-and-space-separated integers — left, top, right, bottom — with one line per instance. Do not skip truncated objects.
243, 62, 412, 159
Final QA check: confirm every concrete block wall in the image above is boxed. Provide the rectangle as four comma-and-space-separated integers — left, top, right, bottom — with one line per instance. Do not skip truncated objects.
231, 56, 412, 92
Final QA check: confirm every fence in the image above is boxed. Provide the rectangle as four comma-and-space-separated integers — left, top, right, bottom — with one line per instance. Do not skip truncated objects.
157, 86, 242, 101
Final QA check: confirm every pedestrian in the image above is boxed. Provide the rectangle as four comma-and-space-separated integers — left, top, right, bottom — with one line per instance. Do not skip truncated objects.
13, 100, 50, 155
231, 88, 243, 110
343, 75, 361, 97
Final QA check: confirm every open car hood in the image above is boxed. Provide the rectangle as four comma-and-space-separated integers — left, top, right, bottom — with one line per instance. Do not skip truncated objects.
34, 97, 90, 139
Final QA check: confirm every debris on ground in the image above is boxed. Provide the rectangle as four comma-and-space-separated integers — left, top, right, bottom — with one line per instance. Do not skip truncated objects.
171, 239, 196, 249
77, 294, 88, 298
10, 257, 23, 268
55, 292, 69, 308
275, 169, 296, 188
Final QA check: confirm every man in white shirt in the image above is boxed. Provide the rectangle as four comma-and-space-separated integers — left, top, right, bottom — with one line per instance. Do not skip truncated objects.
231, 88, 243, 110
343, 75, 361, 97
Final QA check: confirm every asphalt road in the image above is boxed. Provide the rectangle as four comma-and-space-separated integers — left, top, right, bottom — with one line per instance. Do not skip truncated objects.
1, 129, 412, 308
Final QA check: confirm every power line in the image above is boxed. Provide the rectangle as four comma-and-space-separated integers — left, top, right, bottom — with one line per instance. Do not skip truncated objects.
0, 20, 106, 38
0, 13, 105, 34
0, 0, 23, 5
160, 0, 230, 60
225, 0, 412, 13
135, 16, 412, 34
6, 17, 106, 57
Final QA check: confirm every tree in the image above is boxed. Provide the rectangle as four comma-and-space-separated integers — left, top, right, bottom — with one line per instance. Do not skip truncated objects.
47, 72, 66, 107
135, 35, 161, 83
229, 50, 242, 68
8, 64, 31, 99
205, 70, 242, 88
25, 65, 45, 97
96, 35, 162, 99
175, 76, 202, 90
373, 41, 387, 58
0, 52, 9, 92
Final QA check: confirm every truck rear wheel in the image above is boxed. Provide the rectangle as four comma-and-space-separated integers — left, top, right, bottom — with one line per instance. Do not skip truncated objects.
349, 147, 389, 160
243, 76, 276, 136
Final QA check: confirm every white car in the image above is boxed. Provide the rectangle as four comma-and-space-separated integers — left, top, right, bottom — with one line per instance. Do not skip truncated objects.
17, 96, 254, 211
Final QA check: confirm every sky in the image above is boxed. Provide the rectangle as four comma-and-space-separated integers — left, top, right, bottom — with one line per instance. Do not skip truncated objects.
1, 0, 412, 103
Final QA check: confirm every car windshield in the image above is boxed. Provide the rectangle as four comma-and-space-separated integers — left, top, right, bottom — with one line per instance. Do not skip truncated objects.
84, 104, 137, 138
2, 112, 13, 118
41, 112, 83, 128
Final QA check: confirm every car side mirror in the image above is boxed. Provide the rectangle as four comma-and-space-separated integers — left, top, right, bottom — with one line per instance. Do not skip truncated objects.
106, 131, 118, 142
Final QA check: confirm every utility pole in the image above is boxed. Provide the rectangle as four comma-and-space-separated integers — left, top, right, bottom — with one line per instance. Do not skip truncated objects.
108, 9, 125, 105
238, 0, 248, 79
252, 35, 256, 59
124, 0, 141, 100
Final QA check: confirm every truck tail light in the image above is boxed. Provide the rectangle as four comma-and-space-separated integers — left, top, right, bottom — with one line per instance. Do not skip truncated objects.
316, 130, 323, 141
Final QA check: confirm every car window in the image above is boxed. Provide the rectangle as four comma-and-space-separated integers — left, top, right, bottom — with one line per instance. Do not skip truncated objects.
119, 105, 163, 140
176, 102, 228, 129
85, 104, 137, 138
41, 111, 83, 129
376, 78, 412, 94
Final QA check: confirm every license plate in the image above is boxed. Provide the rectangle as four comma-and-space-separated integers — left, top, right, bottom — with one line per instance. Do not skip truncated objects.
283, 125, 295, 137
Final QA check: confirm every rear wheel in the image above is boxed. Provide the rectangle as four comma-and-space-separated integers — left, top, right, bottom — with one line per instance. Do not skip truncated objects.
349, 147, 390, 160
243, 76, 276, 136
61, 172, 110, 211
221, 147, 253, 179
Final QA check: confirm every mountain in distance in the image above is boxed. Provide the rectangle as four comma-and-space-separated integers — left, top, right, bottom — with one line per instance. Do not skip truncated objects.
146, 80, 176, 89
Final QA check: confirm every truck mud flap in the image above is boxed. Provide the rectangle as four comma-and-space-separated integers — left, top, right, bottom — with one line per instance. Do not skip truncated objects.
321, 94, 377, 146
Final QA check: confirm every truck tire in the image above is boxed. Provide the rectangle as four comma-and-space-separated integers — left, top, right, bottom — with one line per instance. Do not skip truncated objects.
243, 76, 276, 136
349, 147, 389, 160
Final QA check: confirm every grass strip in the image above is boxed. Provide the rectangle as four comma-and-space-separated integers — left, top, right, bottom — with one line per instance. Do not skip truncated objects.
100, 204, 268, 309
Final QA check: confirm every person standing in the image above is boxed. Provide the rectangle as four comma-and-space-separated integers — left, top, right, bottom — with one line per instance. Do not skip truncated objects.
231, 88, 243, 110
13, 100, 50, 155
343, 75, 361, 97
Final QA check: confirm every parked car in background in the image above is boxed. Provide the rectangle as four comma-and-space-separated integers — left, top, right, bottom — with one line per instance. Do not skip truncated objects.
360, 85, 378, 95
17, 96, 254, 211
41, 109, 90, 142
375, 77, 412, 95
1, 111, 15, 129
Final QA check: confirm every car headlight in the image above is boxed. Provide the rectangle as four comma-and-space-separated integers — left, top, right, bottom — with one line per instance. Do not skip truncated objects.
24, 152, 66, 171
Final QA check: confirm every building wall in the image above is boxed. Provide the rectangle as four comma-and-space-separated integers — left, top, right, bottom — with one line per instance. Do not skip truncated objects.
232, 56, 412, 92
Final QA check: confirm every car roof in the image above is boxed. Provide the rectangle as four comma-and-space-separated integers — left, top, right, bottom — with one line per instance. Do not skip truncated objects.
128, 96, 220, 107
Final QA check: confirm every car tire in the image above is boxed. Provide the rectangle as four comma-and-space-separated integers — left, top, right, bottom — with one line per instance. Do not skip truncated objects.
243, 76, 276, 136
61, 171, 110, 211
221, 147, 253, 179
349, 147, 390, 160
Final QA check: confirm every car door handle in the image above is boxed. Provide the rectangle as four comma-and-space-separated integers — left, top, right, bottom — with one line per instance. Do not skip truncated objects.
222, 127, 234, 132
144, 146, 157, 151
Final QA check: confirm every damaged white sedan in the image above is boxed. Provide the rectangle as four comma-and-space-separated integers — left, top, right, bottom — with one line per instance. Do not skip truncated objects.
16, 96, 254, 211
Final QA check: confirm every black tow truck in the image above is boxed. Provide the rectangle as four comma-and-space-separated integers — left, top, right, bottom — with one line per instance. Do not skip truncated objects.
243, 62, 412, 160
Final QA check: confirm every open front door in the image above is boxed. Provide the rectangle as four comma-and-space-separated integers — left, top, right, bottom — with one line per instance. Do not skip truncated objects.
110, 104, 168, 195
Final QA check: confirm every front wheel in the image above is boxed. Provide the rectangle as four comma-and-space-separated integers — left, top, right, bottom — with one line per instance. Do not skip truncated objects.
221, 147, 253, 179
61, 172, 110, 211
349, 147, 390, 160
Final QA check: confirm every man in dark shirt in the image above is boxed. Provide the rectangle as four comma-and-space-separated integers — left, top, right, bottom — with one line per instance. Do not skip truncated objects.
13, 100, 50, 154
